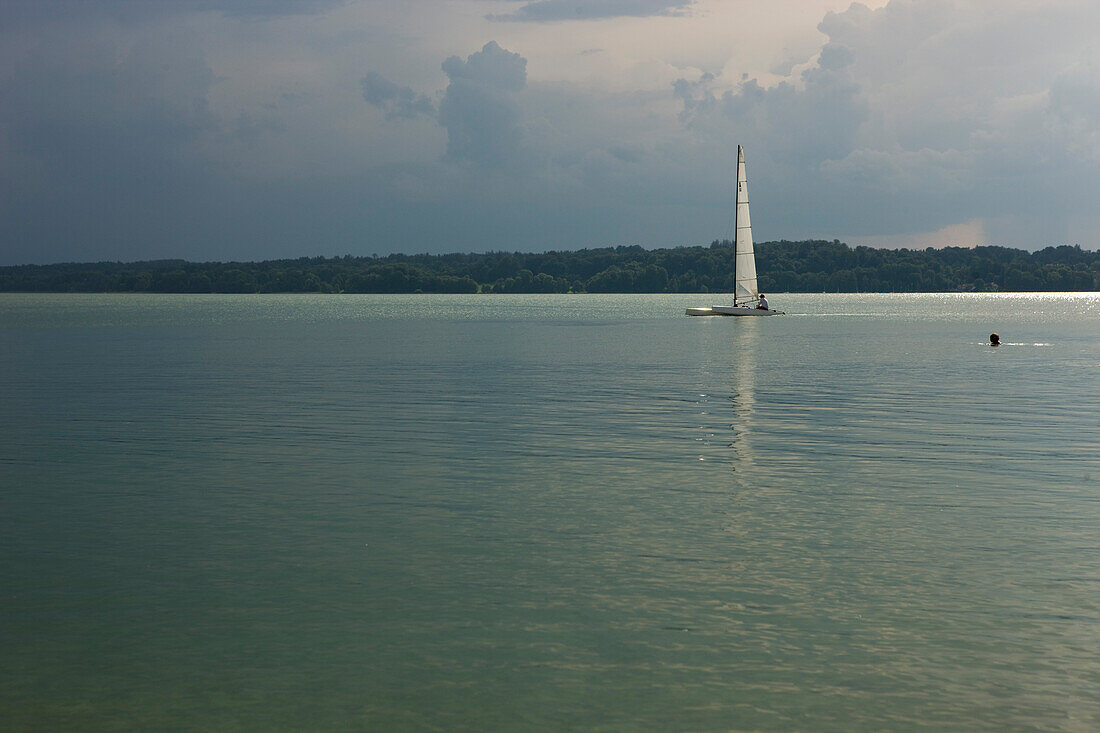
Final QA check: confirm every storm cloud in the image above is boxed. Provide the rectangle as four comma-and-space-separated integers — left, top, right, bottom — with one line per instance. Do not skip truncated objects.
0, 32, 223, 263
2, 0, 1100, 264
489, 0, 693, 23
362, 72, 436, 120
439, 41, 528, 166
0, 0, 344, 24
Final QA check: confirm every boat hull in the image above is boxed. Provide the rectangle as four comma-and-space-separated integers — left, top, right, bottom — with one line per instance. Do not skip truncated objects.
686, 306, 784, 316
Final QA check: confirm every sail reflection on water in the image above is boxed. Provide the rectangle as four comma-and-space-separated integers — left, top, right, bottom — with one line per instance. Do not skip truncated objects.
726, 319, 759, 481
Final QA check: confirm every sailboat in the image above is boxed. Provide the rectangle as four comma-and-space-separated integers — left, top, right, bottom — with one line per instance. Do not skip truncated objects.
686, 146, 784, 316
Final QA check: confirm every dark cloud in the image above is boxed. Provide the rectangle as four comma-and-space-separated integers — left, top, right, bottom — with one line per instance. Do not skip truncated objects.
0, 0, 344, 25
438, 41, 528, 166
489, 0, 692, 23
193, 0, 346, 17
1047, 64, 1100, 151
442, 41, 527, 92
5, 0, 1100, 265
803, 0, 1100, 245
676, 45, 867, 167
0, 37, 222, 263
362, 72, 436, 120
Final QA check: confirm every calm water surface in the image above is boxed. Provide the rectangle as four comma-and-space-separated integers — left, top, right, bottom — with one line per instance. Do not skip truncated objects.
1, 293, 1098, 731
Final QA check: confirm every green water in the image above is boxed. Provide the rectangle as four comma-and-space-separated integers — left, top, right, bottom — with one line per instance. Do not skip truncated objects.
2, 293, 1098, 730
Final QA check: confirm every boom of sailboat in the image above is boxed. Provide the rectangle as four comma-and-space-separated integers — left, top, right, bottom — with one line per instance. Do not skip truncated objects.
686, 145, 784, 316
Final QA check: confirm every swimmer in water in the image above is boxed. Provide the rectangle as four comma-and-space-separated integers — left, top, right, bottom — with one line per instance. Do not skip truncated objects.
989, 333, 1000, 346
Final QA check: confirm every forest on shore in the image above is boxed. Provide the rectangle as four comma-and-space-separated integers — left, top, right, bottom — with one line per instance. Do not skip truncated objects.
2, 240, 1097, 294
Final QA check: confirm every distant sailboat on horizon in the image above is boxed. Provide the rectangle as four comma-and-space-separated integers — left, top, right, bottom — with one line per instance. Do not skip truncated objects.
686, 145, 784, 316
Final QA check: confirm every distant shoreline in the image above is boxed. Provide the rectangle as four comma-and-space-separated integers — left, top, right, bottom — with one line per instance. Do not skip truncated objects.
2, 240, 1096, 294
4, 291, 1098, 297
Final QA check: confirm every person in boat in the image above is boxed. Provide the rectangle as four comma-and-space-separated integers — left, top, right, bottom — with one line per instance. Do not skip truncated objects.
757, 294, 769, 310
989, 332, 1000, 346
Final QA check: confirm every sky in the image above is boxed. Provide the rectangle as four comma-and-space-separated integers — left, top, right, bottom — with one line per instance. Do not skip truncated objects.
2, 0, 1099, 264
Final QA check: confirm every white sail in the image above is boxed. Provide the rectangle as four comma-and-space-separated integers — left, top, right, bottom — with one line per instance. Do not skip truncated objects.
733, 145, 759, 306
685, 144, 782, 316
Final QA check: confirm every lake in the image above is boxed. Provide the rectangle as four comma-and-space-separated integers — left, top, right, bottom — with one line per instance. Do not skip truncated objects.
1, 293, 1098, 730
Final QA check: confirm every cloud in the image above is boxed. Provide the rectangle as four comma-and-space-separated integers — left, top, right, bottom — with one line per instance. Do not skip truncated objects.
1046, 63, 1100, 163
0, 0, 344, 25
664, 0, 1100, 248
361, 72, 436, 120
193, 0, 346, 17
438, 41, 528, 166
0, 32, 223, 263
489, 0, 692, 23
675, 41, 867, 167
5, 0, 1100, 265
808, 0, 1100, 245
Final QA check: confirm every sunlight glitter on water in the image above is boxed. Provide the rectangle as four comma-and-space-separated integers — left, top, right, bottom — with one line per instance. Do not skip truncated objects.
1, 293, 1097, 730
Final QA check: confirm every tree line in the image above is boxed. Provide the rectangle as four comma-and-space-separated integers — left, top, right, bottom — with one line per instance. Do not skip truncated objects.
1, 240, 1096, 293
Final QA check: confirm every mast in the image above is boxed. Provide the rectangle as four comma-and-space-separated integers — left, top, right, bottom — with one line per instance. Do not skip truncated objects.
733, 145, 759, 306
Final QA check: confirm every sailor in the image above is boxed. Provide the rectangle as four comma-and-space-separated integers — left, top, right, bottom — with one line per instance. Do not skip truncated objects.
757, 294, 769, 310
989, 332, 1000, 346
